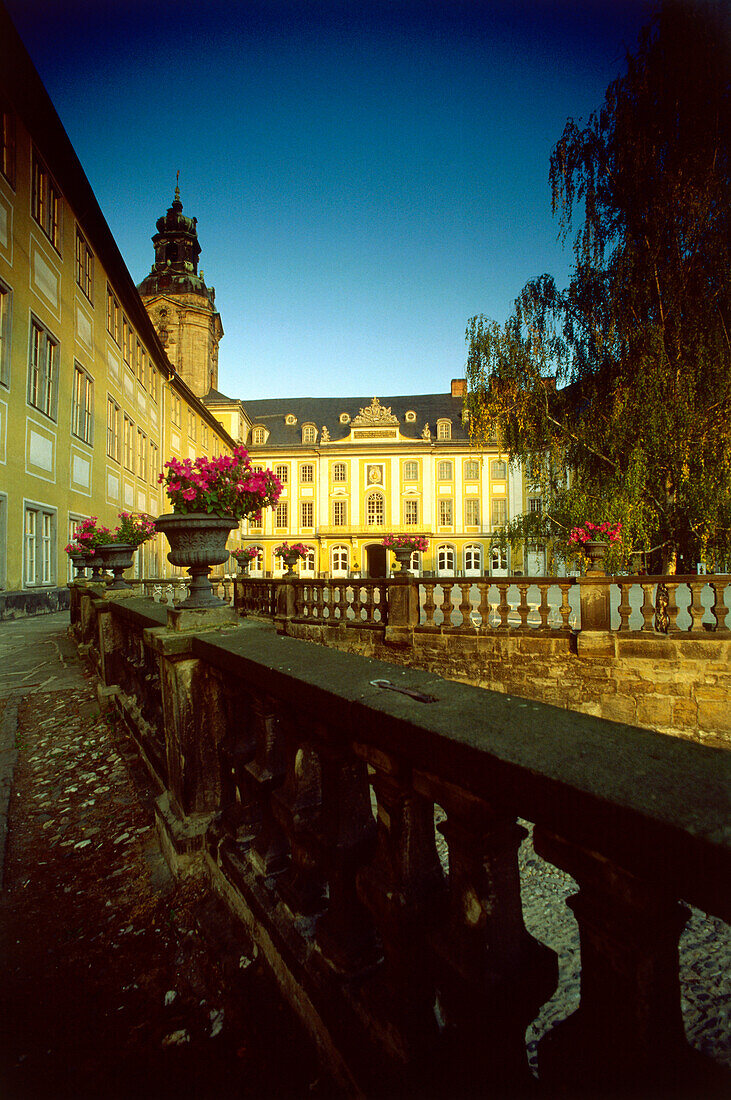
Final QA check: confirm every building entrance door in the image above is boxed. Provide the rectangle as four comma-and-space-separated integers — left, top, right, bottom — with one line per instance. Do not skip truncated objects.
365, 544, 387, 578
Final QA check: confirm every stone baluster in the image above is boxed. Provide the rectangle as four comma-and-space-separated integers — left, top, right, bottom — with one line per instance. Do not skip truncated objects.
688, 580, 706, 633
245, 695, 289, 877
640, 582, 656, 631
273, 718, 327, 915
439, 582, 455, 627
710, 579, 729, 631
211, 685, 260, 855
355, 748, 445, 1062
314, 582, 325, 621
496, 581, 511, 628
516, 581, 530, 628
422, 582, 437, 627
311, 730, 380, 976
665, 581, 681, 633
458, 583, 473, 629
421, 779, 557, 1094
537, 582, 550, 628
332, 583, 346, 620
476, 582, 492, 631
533, 827, 699, 1094
617, 580, 632, 630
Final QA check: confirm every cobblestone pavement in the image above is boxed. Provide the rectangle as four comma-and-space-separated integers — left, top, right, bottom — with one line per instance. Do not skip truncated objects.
0, 613, 328, 1100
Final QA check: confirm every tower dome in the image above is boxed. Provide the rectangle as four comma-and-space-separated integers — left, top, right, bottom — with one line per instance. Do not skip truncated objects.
137, 180, 223, 398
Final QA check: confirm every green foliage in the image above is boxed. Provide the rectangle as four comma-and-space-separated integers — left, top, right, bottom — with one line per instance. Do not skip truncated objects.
465, 2, 731, 573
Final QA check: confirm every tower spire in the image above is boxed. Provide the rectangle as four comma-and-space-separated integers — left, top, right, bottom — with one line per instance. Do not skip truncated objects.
174, 169, 180, 204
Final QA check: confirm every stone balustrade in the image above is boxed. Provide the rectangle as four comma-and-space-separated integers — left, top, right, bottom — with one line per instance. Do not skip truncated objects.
70, 582, 730, 1097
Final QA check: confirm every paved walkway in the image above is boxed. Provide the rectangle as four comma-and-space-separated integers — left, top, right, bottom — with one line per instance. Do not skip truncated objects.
0, 613, 328, 1100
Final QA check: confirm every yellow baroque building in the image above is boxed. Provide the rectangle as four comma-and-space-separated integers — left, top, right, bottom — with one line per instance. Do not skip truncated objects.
205, 387, 520, 579
0, 8, 236, 613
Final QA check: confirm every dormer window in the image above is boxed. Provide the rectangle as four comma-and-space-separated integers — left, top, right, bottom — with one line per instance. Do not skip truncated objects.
437, 419, 452, 440
339, 413, 350, 424
285, 413, 297, 425
251, 426, 266, 445
302, 423, 317, 444
405, 410, 416, 423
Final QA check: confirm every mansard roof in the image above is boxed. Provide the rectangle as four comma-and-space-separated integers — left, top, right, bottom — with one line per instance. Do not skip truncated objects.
207, 391, 469, 447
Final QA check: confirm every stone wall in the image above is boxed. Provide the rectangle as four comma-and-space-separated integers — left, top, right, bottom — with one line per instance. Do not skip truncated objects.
0, 586, 70, 621
285, 622, 731, 746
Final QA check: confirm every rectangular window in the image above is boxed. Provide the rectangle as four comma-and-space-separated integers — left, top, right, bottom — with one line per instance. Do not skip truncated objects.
24, 503, 56, 586
0, 278, 11, 387
28, 317, 58, 419
491, 499, 507, 527
31, 151, 60, 250
301, 501, 314, 527
300, 464, 314, 483
439, 499, 453, 526
529, 497, 542, 514
332, 462, 346, 482
464, 459, 480, 480
106, 286, 120, 344
137, 428, 147, 481
75, 229, 93, 300
188, 409, 196, 441
403, 461, 418, 481
149, 440, 160, 485
122, 317, 132, 367
404, 499, 418, 525
202, 424, 209, 450
275, 501, 288, 528
464, 499, 480, 526
123, 415, 135, 473
275, 464, 289, 484
171, 394, 181, 427
71, 364, 93, 444
106, 396, 120, 461
491, 459, 507, 480
1, 103, 16, 186
437, 460, 453, 481
333, 500, 347, 527
136, 341, 145, 384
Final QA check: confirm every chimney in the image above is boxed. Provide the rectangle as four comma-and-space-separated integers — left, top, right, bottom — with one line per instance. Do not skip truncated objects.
451, 378, 466, 398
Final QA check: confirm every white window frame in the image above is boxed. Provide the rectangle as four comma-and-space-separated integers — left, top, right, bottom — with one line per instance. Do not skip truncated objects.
28, 316, 59, 420
301, 501, 314, 528
464, 544, 483, 576
438, 498, 453, 526
275, 464, 289, 484
31, 150, 60, 250
437, 544, 455, 575
0, 277, 11, 388
331, 545, 348, 577
275, 501, 288, 529
464, 459, 480, 481
366, 492, 385, 526
464, 498, 480, 527
333, 499, 347, 527
332, 462, 347, 483
75, 227, 93, 301
300, 463, 314, 483
71, 363, 93, 445
106, 395, 120, 461
404, 499, 418, 526
491, 459, 507, 481
436, 419, 452, 440
24, 501, 56, 587
437, 460, 452, 481
491, 499, 507, 527
302, 424, 317, 444
403, 461, 418, 481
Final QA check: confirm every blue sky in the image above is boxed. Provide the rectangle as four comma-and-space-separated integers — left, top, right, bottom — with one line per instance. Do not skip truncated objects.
7, 0, 651, 399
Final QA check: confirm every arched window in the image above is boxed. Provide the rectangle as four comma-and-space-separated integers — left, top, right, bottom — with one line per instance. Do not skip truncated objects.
437, 544, 455, 575
464, 544, 482, 576
437, 419, 452, 440
331, 545, 349, 577
491, 547, 508, 575
437, 460, 453, 480
302, 424, 317, 444
251, 426, 265, 444
301, 547, 316, 576
366, 492, 385, 526
409, 551, 422, 574
249, 546, 264, 575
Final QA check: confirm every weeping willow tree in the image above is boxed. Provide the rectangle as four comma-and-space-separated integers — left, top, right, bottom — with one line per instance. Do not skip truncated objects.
465, 2, 730, 573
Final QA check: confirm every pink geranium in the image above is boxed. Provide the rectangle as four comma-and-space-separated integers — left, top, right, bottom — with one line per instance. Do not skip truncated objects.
159, 445, 282, 521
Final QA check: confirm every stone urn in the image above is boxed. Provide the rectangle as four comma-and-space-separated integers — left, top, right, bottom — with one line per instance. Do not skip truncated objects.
88, 553, 106, 583
97, 543, 136, 590
281, 556, 300, 578
584, 540, 608, 575
156, 512, 237, 609
68, 551, 89, 581
391, 548, 413, 575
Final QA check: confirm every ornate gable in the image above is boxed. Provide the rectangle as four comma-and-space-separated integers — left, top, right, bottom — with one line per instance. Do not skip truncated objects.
350, 397, 399, 428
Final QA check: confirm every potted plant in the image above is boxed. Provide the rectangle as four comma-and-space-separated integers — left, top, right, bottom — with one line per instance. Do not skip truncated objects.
382, 534, 429, 575
567, 521, 623, 574
156, 447, 282, 608
231, 546, 259, 575
64, 539, 91, 581
71, 517, 113, 581
275, 541, 309, 577
98, 513, 157, 590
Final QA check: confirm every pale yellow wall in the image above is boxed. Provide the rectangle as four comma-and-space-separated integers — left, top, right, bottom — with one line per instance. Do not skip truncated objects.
0, 106, 234, 593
